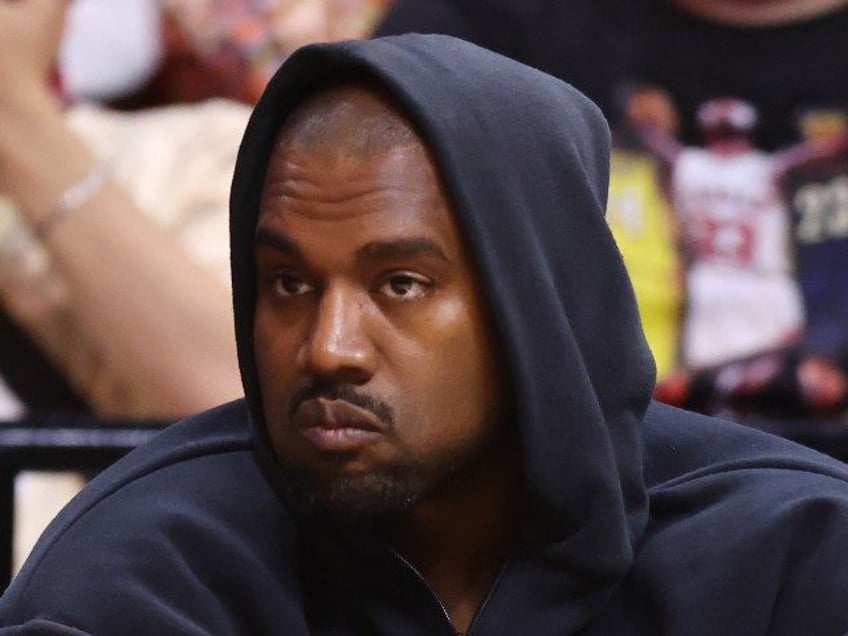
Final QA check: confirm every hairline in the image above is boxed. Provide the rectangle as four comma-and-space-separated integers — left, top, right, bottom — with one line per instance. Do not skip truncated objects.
272, 82, 424, 159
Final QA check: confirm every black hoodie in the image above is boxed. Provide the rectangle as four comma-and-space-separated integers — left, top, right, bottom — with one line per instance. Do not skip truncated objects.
3, 35, 848, 635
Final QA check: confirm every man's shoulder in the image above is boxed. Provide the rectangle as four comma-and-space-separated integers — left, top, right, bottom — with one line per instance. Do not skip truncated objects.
0, 400, 305, 635
641, 401, 848, 553
642, 400, 848, 491
35, 399, 261, 530
638, 402, 848, 630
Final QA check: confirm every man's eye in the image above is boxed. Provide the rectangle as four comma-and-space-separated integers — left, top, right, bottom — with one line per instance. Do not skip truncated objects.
379, 274, 431, 299
273, 275, 313, 297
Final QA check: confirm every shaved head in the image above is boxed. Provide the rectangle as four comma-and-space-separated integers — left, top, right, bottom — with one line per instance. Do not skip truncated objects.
273, 85, 421, 158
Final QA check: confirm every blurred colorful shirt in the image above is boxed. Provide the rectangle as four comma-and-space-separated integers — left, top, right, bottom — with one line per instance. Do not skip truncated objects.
607, 150, 683, 378
158, 0, 392, 103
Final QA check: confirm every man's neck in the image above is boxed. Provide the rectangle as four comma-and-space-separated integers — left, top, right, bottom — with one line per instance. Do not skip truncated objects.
392, 451, 524, 633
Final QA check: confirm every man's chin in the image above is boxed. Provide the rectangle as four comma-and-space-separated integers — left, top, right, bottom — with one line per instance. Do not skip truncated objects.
278, 469, 424, 526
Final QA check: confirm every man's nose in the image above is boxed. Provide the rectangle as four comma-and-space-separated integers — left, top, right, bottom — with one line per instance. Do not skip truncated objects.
302, 284, 377, 384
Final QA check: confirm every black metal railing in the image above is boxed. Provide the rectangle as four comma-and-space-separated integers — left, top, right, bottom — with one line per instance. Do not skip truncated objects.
0, 416, 168, 589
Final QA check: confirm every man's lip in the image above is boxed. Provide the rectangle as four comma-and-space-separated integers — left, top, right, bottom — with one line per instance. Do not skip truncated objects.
294, 397, 387, 433
294, 398, 386, 452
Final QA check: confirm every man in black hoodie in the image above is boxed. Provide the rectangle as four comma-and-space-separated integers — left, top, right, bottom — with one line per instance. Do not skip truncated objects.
3, 34, 848, 635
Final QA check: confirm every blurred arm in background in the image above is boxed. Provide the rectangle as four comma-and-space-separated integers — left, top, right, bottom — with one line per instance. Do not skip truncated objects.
0, 0, 243, 418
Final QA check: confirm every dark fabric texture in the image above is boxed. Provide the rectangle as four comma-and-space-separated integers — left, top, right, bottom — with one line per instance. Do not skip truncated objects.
375, 0, 848, 150
0, 401, 309, 635
3, 35, 848, 634
374, 0, 639, 128
630, 0, 848, 151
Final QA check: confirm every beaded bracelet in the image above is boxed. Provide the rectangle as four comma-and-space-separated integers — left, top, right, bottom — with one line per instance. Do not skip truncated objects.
33, 162, 111, 241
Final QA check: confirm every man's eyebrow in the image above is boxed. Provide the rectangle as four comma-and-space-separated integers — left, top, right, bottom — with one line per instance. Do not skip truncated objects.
254, 229, 447, 262
255, 226, 300, 256
356, 237, 448, 262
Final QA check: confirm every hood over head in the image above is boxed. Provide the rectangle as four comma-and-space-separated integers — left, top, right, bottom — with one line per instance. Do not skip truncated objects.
230, 33, 655, 622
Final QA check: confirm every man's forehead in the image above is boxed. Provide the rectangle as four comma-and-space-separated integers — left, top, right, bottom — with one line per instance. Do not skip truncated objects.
255, 135, 472, 283
262, 83, 457, 221
272, 84, 422, 159
257, 88, 470, 267
258, 83, 468, 256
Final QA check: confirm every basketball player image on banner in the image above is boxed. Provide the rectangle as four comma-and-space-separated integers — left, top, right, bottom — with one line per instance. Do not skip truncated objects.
779, 109, 848, 409
628, 90, 848, 416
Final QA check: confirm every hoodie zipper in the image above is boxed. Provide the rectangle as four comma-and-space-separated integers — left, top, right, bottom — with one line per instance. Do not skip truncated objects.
391, 549, 457, 633
464, 562, 508, 635
390, 549, 508, 636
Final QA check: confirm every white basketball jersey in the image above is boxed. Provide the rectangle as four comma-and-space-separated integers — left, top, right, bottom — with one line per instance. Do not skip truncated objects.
672, 148, 804, 368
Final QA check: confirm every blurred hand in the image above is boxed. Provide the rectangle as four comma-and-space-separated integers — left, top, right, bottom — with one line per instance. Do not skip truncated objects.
798, 356, 848, 414
653, 368, 691, 406
625, 85, 680, 136
0, 0, 68, 99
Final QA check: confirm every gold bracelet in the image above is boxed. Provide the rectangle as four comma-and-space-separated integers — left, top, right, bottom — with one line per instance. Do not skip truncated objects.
33, 162, 111, 241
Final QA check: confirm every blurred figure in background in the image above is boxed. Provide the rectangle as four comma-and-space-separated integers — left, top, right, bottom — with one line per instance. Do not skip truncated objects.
0, 0, 167, 420
0, 0, 389, 572
631, 0, 848, 151
630, 93, 848, 416
376, 0, 848, 151
0, 0, 392, 421
0, 0, 244, 420
0, 0, 246, 573
120, 0, 391, 107
781, 109, 848, 411
631, 97, 805, 373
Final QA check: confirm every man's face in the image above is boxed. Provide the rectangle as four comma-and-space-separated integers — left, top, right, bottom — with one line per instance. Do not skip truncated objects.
253, 115, 513, 520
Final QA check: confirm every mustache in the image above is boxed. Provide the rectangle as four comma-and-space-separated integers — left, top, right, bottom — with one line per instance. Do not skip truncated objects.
287, 382, 395, 426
